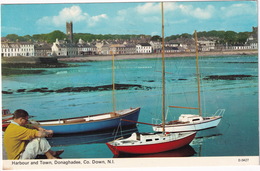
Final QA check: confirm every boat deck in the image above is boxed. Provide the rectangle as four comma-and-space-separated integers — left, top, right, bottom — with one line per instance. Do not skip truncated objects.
38, 108, 137, 125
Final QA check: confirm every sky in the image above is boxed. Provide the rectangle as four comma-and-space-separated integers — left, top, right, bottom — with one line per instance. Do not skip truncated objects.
0, 0, 258, 37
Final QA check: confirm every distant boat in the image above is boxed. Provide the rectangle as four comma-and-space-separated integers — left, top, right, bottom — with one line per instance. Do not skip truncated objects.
2, 109, 13, 131
2, 109, 35, 131
106, 3, 196, 156
152, 31, 225, 133
2, 109, 12, 120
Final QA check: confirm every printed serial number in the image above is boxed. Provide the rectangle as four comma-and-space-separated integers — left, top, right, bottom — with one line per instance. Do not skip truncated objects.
238, 158, 249, 162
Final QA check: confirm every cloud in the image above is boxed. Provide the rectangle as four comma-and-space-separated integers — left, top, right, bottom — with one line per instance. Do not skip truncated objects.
115, 3, 168, 24
135, 2, 176, 15
221, 3, 257, 17
178, 4, 215, 20
120, 2, 214, 24
37, 5, 108, 28
135, 3, 160, 15
88, 14, 108, 27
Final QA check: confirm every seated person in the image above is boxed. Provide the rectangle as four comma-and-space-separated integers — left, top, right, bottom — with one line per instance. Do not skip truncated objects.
4, 109, 63, 160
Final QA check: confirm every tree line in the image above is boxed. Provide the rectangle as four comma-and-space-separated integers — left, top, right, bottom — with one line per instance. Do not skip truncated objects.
4, 30, 251, 45
165, 30, 251, 45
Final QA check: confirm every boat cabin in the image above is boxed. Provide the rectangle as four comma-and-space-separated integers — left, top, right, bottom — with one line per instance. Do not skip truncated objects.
117, 132, 170, 146
2, 109, 11, 116
178, 114, 203, 123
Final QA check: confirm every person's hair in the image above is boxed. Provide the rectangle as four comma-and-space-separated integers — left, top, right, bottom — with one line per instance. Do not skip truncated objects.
13, 109, 29, 119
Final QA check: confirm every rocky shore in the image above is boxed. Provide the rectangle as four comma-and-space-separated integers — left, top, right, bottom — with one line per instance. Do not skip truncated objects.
58, 50, 258, 62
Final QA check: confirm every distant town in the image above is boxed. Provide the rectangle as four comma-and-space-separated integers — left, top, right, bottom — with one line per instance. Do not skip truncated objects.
1, 22, 258, 58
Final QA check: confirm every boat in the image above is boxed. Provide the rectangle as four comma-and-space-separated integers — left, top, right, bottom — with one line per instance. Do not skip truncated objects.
106, 131, 196, 156
33, 107, 140, 134
2, 109, 13, 120
2, 107, 140, 134
106, 3, 196, 156
2, 109, 38, 131
2, 109, 13, 131
152, 30, 225, 133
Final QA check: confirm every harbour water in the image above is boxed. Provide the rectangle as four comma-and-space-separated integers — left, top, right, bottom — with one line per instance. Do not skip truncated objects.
1, 55, 259, 158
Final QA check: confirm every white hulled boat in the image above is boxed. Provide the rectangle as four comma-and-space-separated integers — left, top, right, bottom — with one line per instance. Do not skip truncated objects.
152, 31, 225, 133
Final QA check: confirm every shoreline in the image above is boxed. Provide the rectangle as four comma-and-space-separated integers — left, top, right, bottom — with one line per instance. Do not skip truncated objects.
58, 50, 258, 62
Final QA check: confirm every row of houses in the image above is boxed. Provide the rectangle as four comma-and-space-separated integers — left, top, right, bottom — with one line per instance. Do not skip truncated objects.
1, 42, 35, 57
1, 38, 175, 57
1, 29, 258, 58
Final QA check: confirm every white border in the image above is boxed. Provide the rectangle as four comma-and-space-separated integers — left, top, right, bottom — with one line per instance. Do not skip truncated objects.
1, 0, 259, 170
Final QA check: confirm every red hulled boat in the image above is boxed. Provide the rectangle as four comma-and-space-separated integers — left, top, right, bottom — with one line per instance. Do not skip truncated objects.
106, 131, 196, 156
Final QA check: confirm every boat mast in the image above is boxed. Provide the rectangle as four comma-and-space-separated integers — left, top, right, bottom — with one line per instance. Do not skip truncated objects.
161, 2, 166, 133
112, 52, 116, 113
194, 30, 202, 116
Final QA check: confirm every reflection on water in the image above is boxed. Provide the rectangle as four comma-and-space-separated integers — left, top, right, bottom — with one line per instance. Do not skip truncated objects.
115, 145, 196, 158
48, 125, 138, 147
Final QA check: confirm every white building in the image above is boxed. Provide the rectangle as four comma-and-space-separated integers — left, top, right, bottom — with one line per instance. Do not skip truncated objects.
136, 43, 152, 53
20, 42, 35, 56
245, 27, 258, 49
52, 39, 67, 56
52, 38, 78, 56
198, 38, 216, 51
1, 42, 34, 57
77, 38, 96, 55
95, 41, 106, 55
149, 41, 162, 53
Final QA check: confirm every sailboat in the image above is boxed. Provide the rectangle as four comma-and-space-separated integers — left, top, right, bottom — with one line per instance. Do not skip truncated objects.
106, 3, 196, 156
152, 31, 225, 133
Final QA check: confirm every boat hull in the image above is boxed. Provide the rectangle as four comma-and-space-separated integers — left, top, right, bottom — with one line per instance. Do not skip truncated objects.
106, 132, 196, 156
39, 107, 140, 134
153, 116, 222, 132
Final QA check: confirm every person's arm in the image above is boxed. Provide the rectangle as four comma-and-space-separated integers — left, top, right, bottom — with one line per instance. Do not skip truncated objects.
25, 122, 43, 130
36, 129, 54, 138
25, 122, 54, 137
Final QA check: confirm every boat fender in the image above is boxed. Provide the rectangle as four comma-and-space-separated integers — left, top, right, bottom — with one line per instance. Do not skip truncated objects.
165, 132, 170, 136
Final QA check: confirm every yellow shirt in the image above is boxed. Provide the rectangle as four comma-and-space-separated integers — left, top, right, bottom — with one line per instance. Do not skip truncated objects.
4, 122, 38, 160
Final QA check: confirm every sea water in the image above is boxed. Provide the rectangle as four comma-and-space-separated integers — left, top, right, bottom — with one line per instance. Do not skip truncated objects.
1, 55, 259, 158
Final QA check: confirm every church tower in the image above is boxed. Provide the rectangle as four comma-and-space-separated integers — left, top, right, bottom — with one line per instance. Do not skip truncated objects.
66, 21, 73, 43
